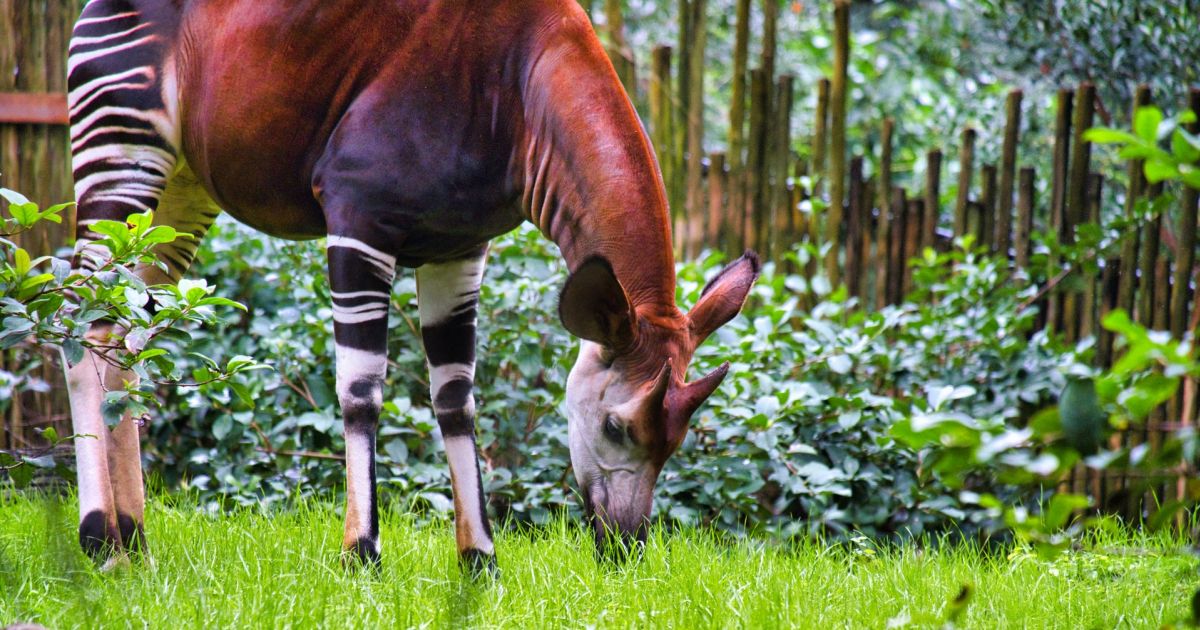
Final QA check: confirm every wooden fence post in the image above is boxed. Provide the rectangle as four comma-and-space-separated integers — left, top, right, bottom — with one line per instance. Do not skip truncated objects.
980, 164, 997, 253
922, 149, 942, 251
874, 118, 894, 310
727, 0, 751, 254
707, 151, 727, 248
823, 0, 849, 285
1015, 167, 1035, 270
996, 89, 1022, 259
1168, 88, 1200, 471
683, 0, 707, 258
745, 67, 767, 253
1062, 82, 1096, 341
845, 156, 864, 300
1046, 88, 1074, 335
888, 187, 907, 304
953, 128, 976, 238
769, 74, 794, 260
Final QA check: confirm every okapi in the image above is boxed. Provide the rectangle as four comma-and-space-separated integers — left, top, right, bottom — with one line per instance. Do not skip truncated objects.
65, 0, 759, 572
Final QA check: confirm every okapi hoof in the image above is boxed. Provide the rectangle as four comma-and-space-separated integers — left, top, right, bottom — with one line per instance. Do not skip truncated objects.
116, 513, 148, 556
78, 510, 121, 561
460, 549, 498, 580
342, 538, 381, 570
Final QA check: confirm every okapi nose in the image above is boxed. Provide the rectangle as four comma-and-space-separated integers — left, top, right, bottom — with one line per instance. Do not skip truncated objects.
590, 513, 648, 563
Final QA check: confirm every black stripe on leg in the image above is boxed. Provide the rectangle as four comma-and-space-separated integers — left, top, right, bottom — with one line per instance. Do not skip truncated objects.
434, 377, 475, 438
421, 308, 476, 367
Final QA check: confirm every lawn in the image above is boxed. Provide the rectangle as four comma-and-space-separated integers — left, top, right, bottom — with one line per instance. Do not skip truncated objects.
0, 492, 1195, 629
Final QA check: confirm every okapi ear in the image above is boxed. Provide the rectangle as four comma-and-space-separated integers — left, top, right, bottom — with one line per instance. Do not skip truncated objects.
687, 251, 760, 344
664, 362, 729, 445
559, 256, 637, 352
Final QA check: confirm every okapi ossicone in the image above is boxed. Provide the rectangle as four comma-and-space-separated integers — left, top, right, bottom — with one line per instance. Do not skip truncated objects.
65, 0, 759, 571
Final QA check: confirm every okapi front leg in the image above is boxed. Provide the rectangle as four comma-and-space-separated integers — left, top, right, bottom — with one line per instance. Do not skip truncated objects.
327, 234, 396, 566
416, 250, 496, 576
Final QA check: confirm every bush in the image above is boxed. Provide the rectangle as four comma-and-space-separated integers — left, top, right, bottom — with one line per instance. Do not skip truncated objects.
142, 219, 1070, 540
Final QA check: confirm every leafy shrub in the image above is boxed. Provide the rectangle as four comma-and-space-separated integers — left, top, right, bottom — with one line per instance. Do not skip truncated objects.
143, 218, 1073, 540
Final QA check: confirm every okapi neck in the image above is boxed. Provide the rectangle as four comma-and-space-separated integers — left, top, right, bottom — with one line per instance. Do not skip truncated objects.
516, 27, 677, 312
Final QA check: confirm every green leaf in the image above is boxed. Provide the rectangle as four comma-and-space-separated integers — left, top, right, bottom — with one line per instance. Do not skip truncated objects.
196, 296, 248, 311
212, 415, 233, 440
13, 247, 30, 275
1172, 129, 1200, 164
1043, 493, 1089, 530
1134, 106, 1164, 143
63, 338, 85, 365
1082, 127, 1139, 145
1144, 159, 1180, 183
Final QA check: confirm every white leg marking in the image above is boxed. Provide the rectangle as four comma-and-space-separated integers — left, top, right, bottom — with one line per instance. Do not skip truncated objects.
344, 431, 378, 551
416, 255, 486, 325
444, 436, 494, 554
64, 352, 115, 520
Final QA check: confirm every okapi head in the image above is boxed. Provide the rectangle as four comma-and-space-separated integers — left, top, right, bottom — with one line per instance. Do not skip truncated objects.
559, 250, 760, 555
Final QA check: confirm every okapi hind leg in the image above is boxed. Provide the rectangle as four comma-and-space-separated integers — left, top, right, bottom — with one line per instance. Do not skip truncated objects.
416, 249, 497, 577
325, 230, 397, 567
66, 0, 186, 563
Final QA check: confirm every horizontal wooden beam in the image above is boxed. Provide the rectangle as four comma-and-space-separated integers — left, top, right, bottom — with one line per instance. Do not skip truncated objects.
0, 92, 68, 125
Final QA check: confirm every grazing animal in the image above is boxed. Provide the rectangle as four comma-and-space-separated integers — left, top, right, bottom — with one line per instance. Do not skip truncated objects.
65, 0, 759, 571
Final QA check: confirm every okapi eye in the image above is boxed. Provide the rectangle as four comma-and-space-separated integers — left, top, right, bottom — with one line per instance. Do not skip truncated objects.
602, 415, 624, 444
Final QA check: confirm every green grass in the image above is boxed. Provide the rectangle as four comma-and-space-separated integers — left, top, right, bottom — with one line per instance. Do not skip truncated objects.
0, 492, 1196, 629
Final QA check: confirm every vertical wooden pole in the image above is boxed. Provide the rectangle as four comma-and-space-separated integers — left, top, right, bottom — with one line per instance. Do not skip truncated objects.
1079, 173, 1103, 340
888, 187, 908, 304
922, 149, 942, 252
823, 0, 850, 285
707, 152, 727, 250
1065, 83, 1096, 241
903, 199, 922, 297
996, 89, 1023, 260
683, 0, 707, 258
811, 78, 830, 198
953, 128, 976, 238
761, 0, 777, 83
745, 67, 768, 255
650, 46, 674, 195
1116, 86, 1151, 335
769, 75, 794, 259
1168, 88, 1200, 445
1169, 87, 1200, 341
1137, 191, 1162, 328
677, 0, 691, 121
1047, 88, 1075, 335
1015, 167, 1035, 270
603, 0, 636, 97
845, 156, 864, 300
980, 164, 998, 253
875, 119, 894, 310
727, 0, 751, 253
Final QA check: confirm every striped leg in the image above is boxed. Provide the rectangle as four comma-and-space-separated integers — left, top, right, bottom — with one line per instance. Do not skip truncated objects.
416, 249, 496, 576
66, 2, 184, 564
327, 234, 396, 565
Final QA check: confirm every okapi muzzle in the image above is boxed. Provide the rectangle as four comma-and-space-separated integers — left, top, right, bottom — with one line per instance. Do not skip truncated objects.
561, 252, 760, 557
